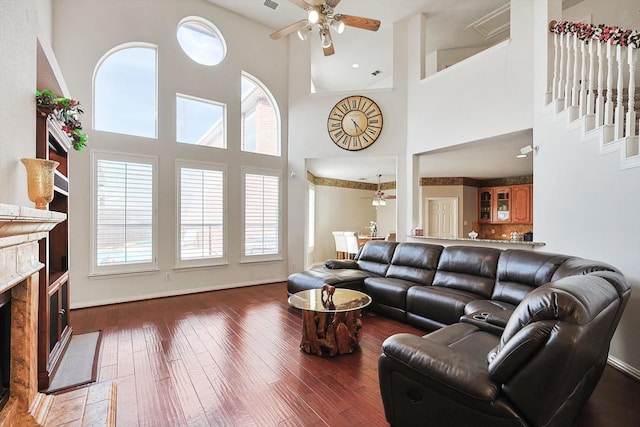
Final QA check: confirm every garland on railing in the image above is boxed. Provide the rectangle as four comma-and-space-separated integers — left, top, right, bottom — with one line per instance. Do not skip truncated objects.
549, 20, 640, 48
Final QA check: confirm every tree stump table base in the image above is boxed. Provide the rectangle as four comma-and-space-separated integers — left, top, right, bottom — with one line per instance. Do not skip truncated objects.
300, 308, 364, 356
288, 287, 372, 357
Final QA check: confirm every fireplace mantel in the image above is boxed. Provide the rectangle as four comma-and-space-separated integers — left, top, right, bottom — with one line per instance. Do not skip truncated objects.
0, 203, 65, 426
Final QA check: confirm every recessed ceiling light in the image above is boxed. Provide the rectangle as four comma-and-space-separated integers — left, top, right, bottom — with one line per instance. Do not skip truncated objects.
352, 63, 360, 69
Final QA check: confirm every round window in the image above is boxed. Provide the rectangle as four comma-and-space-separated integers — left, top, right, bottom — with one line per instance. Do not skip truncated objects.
177, 18, 226, 66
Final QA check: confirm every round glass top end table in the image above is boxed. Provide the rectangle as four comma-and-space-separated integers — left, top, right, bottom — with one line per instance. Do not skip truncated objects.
288, 286, 372, 357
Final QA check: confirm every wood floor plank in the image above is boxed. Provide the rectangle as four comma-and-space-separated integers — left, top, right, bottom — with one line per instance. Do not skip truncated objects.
68, 281, 640, 427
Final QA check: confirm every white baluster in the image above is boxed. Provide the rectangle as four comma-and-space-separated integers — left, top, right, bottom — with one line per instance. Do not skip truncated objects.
586, 41, 596, 116
564, 33, 573, 110
572, 36, 580, 111
614, 45, 625, 140
595, 42, 606, 127
604, 43, 615, 126
553, 33, 560, 101
579, 40, 588, 117
557, 33, 566, 110
626, 46, 638, 138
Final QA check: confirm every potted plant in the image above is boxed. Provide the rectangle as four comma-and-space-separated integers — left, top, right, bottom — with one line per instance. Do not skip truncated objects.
36, 89, 88, 151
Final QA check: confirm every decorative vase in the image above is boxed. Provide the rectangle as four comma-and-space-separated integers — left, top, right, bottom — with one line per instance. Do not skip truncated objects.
21, 158, 59, 209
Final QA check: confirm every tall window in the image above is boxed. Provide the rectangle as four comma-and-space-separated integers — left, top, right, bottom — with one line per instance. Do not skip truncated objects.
92, 152, 157, 275
308, 183, 315, 250
178, 162, 226, 266
241, 72, 280, 156
94, 44, 157, 138
242, 168, 281, 260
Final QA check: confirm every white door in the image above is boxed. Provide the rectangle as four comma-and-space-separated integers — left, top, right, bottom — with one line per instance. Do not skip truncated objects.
425, 198, 458, 238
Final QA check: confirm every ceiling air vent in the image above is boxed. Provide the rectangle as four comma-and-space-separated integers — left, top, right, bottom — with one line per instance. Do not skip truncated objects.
467, 3, 510, 40
263, 0, 279, 10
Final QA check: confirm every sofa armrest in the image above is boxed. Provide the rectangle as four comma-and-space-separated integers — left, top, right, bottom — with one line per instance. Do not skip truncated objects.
324, 259, 359, 269
381, 332, 499, 401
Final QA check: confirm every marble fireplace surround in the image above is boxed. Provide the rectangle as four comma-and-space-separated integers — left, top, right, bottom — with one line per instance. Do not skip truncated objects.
0, 204, 65, 426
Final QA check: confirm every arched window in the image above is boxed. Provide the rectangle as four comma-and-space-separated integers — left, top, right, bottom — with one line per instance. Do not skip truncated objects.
241, 72, 280, 156
177, 17, 226, 66
94, 44, 157, 138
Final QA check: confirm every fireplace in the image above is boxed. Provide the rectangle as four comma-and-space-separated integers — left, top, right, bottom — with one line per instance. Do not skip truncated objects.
0, 291, 10, 411
0, 204, 65, 426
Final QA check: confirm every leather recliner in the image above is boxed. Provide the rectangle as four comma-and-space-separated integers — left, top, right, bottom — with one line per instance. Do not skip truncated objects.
378, 270, 631, 427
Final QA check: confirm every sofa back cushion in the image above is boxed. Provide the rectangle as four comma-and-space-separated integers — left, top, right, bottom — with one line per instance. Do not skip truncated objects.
432, 246, 500, 298
385, 243, 443, 285
492, 250, 570, 305
356, 241, 399, 276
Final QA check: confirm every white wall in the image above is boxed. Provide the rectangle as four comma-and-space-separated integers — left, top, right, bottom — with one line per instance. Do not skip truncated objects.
0, 0, 39, 207
51, 0, 289, 307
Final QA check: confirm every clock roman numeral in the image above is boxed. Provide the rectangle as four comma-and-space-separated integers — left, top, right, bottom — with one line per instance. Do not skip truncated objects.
369, 119, 379, 125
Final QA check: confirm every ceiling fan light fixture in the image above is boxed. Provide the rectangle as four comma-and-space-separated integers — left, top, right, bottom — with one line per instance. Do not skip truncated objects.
331, 19, 345, 34
372, 198, 386, 207
320, 29, 332, 48
297, 26, 312, 40
308, 9, 320, 24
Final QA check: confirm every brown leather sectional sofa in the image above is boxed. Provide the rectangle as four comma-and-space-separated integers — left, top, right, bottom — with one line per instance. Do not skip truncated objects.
287, 241, 631, 426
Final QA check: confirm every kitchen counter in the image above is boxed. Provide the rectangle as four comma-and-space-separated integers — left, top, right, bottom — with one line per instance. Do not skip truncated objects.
408, 235, 546, 249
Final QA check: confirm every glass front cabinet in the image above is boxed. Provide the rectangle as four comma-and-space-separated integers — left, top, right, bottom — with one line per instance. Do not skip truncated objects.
494, 187, 511, 222
478, 189, 493, 223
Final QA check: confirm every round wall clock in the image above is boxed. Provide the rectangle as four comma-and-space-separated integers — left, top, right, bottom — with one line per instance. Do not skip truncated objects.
327, 95, 383, 151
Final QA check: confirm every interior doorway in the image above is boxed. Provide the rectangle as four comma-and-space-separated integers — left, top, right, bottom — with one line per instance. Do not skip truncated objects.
425, 197, 458, 238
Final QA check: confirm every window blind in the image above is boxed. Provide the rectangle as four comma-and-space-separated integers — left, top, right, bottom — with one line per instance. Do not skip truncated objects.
180, 167, 224, 261
95, 159, 154, 266
244, 173, 280, 256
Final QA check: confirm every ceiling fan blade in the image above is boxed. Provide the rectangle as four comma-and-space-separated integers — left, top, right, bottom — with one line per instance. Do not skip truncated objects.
326, 0, 342, 8
270, 20, 308, 40
385, 195, 397, 200
288, 0, 313, 10
321, 29, 335, 56
336, 14, 381, 31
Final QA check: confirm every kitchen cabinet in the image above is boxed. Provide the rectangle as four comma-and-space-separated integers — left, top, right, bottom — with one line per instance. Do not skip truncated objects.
36, 116, 73, 390
478, 184, 532, 225
478, 189, 493, 223
511, 184, 532, 224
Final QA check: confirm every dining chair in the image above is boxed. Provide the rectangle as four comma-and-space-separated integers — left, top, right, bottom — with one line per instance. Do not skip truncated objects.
343, 231, 359, 259
332, 231, 348, 259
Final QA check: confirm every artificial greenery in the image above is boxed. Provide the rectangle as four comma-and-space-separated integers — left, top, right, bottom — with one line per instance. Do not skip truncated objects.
36, 89, 87, 151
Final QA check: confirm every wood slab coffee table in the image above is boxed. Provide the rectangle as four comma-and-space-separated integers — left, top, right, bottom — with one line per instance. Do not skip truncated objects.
288, 286, 372, 357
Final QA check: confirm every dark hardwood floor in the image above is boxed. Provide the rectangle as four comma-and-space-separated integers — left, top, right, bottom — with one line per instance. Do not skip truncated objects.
71, 282, 640, 426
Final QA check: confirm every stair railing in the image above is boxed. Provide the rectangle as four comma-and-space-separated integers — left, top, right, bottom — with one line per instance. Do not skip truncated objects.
549, 21, 640, 146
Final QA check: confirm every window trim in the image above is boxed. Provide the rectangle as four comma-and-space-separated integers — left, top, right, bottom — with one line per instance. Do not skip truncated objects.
175, 160, 228, 269
308, 182, 315, 252
240, 166, 282, 263
90, 150, 158, 277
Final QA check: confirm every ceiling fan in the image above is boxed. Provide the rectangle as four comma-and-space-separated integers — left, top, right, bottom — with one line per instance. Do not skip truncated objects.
368, 174, 396, 207
269, 0, 381, 56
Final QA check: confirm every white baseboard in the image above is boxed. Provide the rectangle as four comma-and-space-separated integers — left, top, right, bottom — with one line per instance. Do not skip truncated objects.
608, 355, 640, 381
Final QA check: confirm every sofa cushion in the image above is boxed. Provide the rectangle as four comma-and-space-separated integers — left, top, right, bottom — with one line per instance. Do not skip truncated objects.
356, 240, 399, 276
492, 249, 570, 305
432, 246, 500, 298
286, 268, 373, 295
407, 285, 483, 327
385, 242, 443, 285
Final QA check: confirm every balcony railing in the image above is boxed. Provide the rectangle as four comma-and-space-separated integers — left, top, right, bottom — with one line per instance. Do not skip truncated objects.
549, 20, 640, 149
